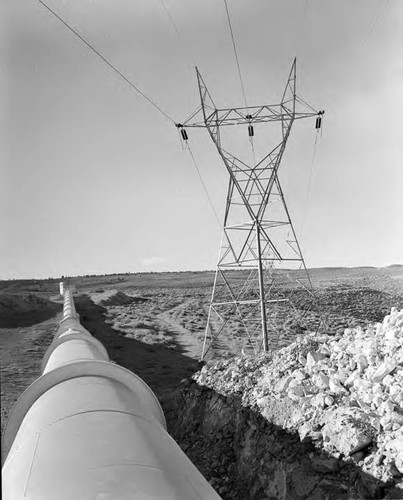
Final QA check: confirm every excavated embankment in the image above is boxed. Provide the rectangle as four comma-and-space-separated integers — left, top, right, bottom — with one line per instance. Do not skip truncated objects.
0, 294, 61, 328
171, 381, 402, 500
169, 308, 403, 500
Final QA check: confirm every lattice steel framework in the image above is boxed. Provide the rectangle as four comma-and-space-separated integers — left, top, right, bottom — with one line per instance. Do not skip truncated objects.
180, 59, 324, 360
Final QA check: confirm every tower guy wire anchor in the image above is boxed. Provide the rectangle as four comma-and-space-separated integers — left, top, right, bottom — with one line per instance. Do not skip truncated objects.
181, 59, 326, 361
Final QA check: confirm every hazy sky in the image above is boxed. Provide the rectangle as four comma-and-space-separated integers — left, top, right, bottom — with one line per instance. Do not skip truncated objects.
1, 0, 402, 279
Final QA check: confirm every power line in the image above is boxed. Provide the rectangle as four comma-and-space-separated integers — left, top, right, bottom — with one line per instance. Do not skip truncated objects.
300, 129, 320, 239
347, 0, 390, 73
37, 0, 175, 124
307, 131, 320, 204
159, 0, 183, 41
222, 0, 258, 168
300, 0, 391, 114
365, 0, 390, 43
158, 0, 198, 68
223, 0, 248, 108
186, 143, 222, 228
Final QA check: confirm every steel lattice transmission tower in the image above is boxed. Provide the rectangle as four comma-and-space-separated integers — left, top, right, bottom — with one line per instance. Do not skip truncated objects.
179, 59, 324, 360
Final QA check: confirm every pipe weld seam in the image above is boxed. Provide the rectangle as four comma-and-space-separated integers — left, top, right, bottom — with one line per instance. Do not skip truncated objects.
40, 409, 160, 433
41, 334, 109, 373
2, 360, 166, 463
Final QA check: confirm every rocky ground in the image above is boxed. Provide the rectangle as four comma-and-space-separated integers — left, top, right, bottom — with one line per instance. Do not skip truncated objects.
1, 266, 403, 498
190, 307, 403, 498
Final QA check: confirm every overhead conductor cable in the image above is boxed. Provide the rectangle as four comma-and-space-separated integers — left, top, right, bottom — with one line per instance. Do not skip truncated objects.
37, 0, 175, 124
223, 0, 248, 108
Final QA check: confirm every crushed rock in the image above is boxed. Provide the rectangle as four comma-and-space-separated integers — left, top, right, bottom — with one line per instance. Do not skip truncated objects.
193, 308, 403, 485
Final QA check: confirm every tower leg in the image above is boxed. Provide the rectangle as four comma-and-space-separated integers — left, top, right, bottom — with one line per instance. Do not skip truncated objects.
193, 60, 323, 360
256, 222, 268, 352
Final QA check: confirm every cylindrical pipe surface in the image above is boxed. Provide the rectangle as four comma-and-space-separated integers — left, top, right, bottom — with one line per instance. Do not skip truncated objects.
2, 283, 221, 499
43, 338, 109, 373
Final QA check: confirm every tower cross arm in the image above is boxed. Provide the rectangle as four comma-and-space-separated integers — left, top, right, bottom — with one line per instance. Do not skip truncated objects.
183, 104, 322, 128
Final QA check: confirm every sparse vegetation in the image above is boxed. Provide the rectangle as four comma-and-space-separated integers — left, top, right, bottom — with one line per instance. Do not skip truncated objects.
1, 266, 403, 498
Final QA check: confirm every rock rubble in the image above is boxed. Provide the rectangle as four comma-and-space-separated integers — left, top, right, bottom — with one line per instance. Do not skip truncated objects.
194, 308, 403, 486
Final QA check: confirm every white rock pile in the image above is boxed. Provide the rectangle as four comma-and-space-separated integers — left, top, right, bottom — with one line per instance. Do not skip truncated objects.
194, 308, 403, 483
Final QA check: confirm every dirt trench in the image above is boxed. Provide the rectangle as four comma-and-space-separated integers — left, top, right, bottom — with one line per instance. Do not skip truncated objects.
74, 292, 403, 500
3, 280, 403, 500
168, 381, 402, 500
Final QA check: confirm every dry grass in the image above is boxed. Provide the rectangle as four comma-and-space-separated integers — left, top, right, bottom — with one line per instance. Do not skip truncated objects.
1, 266, 403, 434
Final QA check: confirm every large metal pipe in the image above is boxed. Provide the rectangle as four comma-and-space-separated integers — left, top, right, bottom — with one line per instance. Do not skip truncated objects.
2, 283, 221, 499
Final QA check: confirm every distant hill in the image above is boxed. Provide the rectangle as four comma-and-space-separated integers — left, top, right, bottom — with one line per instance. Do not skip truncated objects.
386, 264, 403, 269
351, 266, 376, 269
308, 266, 375, 271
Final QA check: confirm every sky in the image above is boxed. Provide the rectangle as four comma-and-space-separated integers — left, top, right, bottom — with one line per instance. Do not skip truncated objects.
1, 0, 402, 279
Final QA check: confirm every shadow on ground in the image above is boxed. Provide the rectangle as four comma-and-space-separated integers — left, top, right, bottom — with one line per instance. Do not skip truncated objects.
74, 295, 202, 427
0, 294, 61, 328
171, 381, 403, 500
74, 295, 403, 499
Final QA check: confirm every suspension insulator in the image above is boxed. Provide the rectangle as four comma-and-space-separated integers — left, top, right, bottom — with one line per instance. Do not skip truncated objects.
180, 128, 188, 141
248, 124, 254, 137
315, 117, 322, 129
